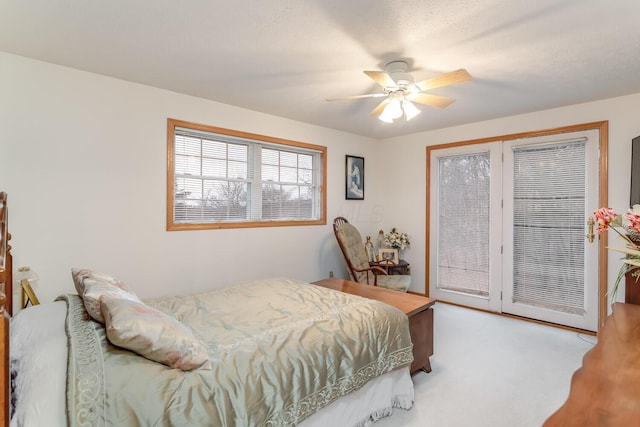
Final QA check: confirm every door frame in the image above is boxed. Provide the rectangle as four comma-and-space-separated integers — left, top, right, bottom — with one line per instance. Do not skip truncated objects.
425, 121, 609, 330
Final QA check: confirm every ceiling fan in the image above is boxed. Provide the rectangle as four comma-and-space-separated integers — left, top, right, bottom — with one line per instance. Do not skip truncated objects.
327, 60, 472, 123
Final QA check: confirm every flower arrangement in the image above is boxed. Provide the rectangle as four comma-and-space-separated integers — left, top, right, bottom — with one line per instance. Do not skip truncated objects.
594, 206, 640, 298
383, 228, 410, 250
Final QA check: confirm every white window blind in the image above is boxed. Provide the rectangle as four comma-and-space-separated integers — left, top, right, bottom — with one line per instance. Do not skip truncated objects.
512, 140, 586, 314
437, 152, 491, 296
260, 147, 316, 220
170, 123, 324, 228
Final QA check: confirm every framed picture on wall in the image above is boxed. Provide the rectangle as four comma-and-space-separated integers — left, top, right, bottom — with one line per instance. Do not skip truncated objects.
346, 155, 364, 200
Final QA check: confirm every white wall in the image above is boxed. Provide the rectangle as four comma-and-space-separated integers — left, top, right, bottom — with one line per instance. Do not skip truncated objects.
379, 93, 640, 303
0, 52, 384, 305
3, 51, 640, 309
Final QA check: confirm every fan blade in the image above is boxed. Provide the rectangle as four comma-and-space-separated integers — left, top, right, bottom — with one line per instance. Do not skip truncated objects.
410, 93, 455, 109
364, 71, 396, 88
326, 93, 386, 101
369, 99, 390, 116
415, 69, 472, 92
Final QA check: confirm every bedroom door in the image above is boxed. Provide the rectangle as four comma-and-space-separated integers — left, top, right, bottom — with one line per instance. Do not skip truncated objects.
428, 142, 503, 312
501, 130, 600, 331
429, 128, 601, 331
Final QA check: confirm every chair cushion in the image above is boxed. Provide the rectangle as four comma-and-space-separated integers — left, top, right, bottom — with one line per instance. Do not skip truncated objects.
336, 223, 371, 283
377, 274, 411, 292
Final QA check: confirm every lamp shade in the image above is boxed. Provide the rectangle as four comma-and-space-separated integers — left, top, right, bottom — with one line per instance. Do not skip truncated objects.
378, 97, 421, 123
403, 100, 421, 120
15, 266, 38, 284
379, 98, 403, 123
378, 109, 395, 123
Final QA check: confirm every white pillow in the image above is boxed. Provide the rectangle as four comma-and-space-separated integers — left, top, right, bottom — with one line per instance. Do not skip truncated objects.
83, 281, 141, 323
101, 298, 209, 371
71, 268, 136, 296
71, 269, 140, 323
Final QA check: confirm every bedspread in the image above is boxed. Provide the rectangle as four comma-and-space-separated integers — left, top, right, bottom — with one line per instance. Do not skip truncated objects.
61, 278, 413, 426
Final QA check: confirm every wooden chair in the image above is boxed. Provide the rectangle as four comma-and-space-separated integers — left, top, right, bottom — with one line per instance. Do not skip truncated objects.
333, 217, 410, 292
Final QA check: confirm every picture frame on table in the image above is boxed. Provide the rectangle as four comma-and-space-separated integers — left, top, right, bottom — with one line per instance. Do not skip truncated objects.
346, 155, 364, 200
378, 248, 399, 264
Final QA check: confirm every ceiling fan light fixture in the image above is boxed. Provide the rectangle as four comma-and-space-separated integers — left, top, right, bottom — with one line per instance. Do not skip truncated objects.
379, 97, 421, 123
379, 98, 403, 122
402, 100, 421, 120
378, 112, 394, 123
330, 59, 472, 123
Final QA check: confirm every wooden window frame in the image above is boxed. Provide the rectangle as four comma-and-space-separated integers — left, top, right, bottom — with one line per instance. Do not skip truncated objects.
167, 118, 327, 230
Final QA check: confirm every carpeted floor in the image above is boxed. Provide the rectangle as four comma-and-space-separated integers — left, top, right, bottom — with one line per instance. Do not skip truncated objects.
375, 303, 596, 427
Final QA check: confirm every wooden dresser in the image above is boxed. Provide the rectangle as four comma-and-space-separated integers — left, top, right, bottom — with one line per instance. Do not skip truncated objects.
312, 278, 436, 374
544, 303, 640, 426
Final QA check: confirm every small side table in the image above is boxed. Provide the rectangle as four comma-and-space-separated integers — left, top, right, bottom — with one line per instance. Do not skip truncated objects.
371, 259, 410, 275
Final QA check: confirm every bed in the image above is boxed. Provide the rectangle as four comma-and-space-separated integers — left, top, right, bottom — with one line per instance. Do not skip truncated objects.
0, 192, 416, 426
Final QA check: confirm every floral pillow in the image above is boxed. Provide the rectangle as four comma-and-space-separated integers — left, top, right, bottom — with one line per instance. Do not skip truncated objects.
71, 268, 136, 296
82, 281, 141, 323
101, 298, 209, 371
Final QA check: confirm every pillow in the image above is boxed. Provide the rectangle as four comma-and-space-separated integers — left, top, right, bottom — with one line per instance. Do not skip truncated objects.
82, 281, 141, 323
101, 298, 209, 371
71, 268, 136, 295
71, 269, 140, 323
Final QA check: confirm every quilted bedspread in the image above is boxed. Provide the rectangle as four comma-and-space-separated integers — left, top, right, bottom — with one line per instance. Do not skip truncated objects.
62, 277, 413, 426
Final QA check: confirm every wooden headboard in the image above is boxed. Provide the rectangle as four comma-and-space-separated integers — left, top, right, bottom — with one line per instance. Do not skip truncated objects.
0, 191, 12, 426
1, 192, 12, 314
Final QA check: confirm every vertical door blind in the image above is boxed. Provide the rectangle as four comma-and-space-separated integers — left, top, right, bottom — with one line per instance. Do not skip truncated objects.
511, 140, 586, 314
437, 152, 491, 296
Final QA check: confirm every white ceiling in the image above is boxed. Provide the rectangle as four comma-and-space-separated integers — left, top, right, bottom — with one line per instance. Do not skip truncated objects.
2, 0, 640, 139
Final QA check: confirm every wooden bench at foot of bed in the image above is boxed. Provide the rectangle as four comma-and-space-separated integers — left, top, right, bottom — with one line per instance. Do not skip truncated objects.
312, 278, 435, 374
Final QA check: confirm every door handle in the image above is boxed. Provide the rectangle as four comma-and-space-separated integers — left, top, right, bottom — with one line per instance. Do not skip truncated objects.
586, 216, 595, 243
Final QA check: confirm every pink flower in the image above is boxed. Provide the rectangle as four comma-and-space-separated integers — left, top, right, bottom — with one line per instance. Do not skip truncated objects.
626, 212, 640, 234
595, 206, 640, 301
594, 207, 617, 232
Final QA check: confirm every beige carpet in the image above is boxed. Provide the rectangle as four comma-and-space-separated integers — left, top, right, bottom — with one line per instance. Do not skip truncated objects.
376, 303, 596, 427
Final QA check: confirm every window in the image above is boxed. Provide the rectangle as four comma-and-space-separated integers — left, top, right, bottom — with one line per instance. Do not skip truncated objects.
167, 119, 326, 230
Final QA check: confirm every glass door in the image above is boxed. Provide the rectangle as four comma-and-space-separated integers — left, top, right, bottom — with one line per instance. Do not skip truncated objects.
428, 127, 601, 331
428, 142, 503, 312
501, 130, 600, 331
